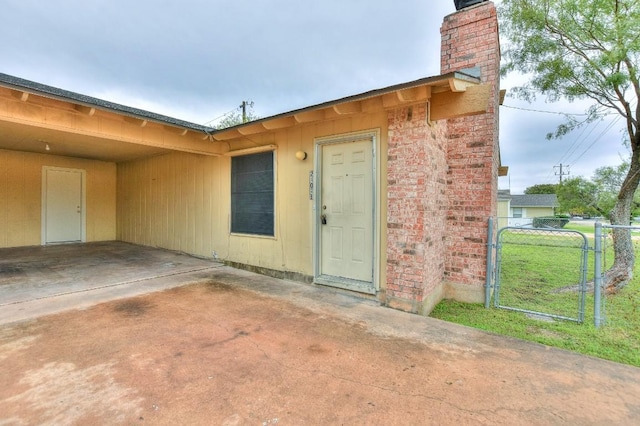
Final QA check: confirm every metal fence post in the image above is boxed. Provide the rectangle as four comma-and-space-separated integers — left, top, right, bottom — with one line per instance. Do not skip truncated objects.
594, 222, 603, 328
485, 217, 494, 309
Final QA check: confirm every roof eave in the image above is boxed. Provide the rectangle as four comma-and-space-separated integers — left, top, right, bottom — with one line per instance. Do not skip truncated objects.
210, 71, 484, 141
0, 73, 213, 134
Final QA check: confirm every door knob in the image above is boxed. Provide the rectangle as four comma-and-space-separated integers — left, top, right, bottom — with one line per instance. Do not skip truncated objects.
321, 214, 327, 225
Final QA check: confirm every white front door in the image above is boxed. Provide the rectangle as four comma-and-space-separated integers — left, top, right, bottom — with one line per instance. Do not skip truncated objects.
43, 167, 84, 244
317, 137, 375, 293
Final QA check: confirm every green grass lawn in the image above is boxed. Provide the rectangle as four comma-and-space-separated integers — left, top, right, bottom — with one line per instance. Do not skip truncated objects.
563, 222, 597, 234
430, 227, 640, 367
564, 221, 640, 235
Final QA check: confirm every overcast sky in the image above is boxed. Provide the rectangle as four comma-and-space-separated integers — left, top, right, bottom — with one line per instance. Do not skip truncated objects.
0, 0, 628, 193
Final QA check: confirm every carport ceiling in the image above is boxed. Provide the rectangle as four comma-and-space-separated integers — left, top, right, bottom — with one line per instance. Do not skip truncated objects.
0, 73, 217, 163
0, 119, 172, 163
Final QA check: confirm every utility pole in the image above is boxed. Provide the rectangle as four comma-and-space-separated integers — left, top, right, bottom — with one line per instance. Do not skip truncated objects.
240, 101, 254, 123
554, 163, 570, 184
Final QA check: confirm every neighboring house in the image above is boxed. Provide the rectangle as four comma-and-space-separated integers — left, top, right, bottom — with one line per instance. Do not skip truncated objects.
0, 2, 503, 314
498, 192, 559, 227
497, 189, 512, 229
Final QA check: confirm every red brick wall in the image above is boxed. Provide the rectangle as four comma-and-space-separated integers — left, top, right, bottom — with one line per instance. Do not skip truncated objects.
442, 2, 500, 292
384, 1, 500, 312
386, 104, 448, 313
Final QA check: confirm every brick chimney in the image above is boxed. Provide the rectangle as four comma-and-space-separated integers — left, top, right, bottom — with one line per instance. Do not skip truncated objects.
441, 1, 500, 302
383, 1, 501, 314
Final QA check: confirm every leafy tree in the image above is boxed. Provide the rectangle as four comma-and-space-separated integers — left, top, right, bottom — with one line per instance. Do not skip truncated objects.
592, 162, 629, 194
554, 163, 640, 217
500, 0, 640, 292
524, 183, 558, 194
593, 162, 640, 216
213, 102, 259, 129
556, 176, 608, 217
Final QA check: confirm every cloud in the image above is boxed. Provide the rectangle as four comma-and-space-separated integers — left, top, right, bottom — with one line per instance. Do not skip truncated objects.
1, 0, 448, 120
0, 0, 631, 194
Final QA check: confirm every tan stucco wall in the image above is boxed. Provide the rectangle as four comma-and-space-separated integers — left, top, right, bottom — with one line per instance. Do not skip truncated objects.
0, 149, 116, 248
497, 199, 509, 218
497, 199, 510, 229
117, 113, 388, 287
522, 207, 554, 218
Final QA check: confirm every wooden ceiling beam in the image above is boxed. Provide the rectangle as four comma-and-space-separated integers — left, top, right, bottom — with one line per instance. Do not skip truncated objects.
430, 84, 490, 121
237, 122, 267, 136
499, 89, 507, 105
10, 89, 29, 102
332, 101, 362, 115
448, 78, 475, 93
211, 128, 242, 141
382, 86, 431, 109
262, 116, 296, 130
74, 105, 96, 116
123, 116, 148, 127
382, 93, 401, 108
163, 125, 188, 136
361, 97, 384, 113
294, 109, 326, 123
397, 86, 430, 103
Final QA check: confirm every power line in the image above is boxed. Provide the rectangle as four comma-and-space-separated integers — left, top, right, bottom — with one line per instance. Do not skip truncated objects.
556, 119, 601, 165
202, 105, 243, 127
569, 116, 622, 165
538, 115, 621, 186
501, 104, 600, 116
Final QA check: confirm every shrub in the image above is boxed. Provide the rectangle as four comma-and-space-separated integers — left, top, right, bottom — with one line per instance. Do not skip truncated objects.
533, 216, 569, 229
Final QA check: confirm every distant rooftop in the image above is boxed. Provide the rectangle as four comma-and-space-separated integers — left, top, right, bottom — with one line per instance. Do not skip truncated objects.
510, 194, 558, 208
498, 189, 511, 200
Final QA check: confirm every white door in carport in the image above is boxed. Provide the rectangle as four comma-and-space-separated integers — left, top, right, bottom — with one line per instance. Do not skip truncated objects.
43, 167, 84, 244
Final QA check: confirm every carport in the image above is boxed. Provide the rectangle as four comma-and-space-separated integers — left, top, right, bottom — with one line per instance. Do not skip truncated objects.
0, 241, 223, 324
0, 76, 227, 321
0, 73, 220, 249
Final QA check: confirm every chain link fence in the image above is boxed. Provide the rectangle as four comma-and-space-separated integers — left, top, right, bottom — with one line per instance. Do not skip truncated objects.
487, 218, 640, 327
594, 223, 640, 327
496, 216, 570, 229
489, 219, 589, 323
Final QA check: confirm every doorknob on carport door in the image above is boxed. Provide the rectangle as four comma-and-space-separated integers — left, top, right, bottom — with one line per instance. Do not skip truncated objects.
321, 214, 327, 225
77, 206, 81, 213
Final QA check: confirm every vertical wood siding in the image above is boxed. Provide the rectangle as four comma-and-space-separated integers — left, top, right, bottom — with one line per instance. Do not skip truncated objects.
0, 149, 116, 248
117, 113, 387, 278
117, 152, 223, 258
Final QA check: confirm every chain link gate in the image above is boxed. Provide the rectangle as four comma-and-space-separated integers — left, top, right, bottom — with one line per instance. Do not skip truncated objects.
487, 222, 589, 323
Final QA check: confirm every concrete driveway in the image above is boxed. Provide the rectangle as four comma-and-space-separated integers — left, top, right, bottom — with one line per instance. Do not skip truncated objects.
1, 242, 640, 424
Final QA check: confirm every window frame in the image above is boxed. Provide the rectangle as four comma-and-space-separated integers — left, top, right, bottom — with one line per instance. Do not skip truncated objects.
230, 150, 276, 237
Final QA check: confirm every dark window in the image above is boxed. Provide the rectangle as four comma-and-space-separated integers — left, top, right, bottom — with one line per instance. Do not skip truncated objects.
231, 151, 274, 236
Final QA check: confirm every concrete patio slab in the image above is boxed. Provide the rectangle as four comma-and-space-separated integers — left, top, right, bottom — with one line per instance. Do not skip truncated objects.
0, 241, 223, 325
1, 242, 639, 424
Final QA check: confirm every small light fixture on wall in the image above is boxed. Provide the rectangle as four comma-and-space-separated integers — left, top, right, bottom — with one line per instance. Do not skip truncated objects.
295, 151, 307, 161
45, 143, 50, 151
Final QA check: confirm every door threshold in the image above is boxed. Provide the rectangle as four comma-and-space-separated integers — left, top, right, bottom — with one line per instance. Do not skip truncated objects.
315, 275, 376, 295
45, 241, 83, 246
